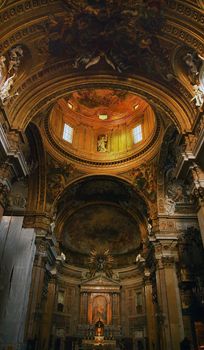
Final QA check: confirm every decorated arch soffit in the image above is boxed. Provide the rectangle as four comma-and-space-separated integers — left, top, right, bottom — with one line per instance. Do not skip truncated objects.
53, 175, 149, 267
0, 0, 203, 132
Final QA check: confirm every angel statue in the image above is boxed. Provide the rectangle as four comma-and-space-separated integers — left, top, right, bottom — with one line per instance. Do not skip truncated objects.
0, 56, 6, 86
0, 74, 16, 104
191, 84, 204, 107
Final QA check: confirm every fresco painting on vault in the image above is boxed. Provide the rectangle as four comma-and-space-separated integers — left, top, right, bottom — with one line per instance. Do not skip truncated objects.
63, 204, 141, 255
41, 0, 171, 80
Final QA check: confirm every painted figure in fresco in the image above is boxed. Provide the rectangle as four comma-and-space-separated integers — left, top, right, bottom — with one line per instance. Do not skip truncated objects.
92, 296, 107, 324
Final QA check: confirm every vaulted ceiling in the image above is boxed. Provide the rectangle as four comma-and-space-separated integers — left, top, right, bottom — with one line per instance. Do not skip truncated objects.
0, 1, 203, 260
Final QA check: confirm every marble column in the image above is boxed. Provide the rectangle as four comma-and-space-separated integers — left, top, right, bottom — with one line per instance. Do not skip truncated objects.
0, 216, 35, 349
195, 195, 204, 246
80, 292, 88, 324
88, 294, 92, 324
155, 255, 184, 350
144, 269, 157, 350
39, 276, 57, 350
190, 164, 204, 245
25, 230, 49, 349
0, 163, 14, 221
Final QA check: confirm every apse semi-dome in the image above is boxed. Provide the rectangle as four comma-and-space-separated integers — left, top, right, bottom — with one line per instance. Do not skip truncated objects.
46, 88, 157, 169
56, 176, 148, 268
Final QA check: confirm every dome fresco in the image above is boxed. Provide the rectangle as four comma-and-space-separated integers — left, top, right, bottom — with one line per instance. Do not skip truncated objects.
47, 88, 157, 169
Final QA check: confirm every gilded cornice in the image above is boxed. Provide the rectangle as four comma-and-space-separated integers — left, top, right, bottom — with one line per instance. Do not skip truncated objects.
166, 1, 204, 29
162, 22, 204, 54
5, 73, 193, 131
42, 111, 161, 170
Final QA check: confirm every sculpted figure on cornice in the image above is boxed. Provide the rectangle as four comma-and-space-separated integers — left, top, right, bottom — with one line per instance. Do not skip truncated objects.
158, 126, 194, 215
164, 169, 192, 216
182, 49, 204, 108
0, 46, 24, 104
7, 178, 28, 211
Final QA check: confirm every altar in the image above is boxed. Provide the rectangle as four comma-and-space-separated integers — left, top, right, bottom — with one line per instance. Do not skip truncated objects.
82, 338, 116, 350
78, 273, 121, 350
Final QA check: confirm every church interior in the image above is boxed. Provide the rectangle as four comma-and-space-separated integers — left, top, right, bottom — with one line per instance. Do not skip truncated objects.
0, 1, 204, 350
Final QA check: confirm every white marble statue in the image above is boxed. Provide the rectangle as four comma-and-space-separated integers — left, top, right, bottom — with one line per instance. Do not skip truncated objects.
8, 46, 24, 73
0, 46, 23, 104
97, 134, 108, 152
0, 56, 6, 86
61, 252, 66, 262
189, 53, 204, 107
191, 84, 204, 107
164, 195, 176, 216
0, 74, 15, 103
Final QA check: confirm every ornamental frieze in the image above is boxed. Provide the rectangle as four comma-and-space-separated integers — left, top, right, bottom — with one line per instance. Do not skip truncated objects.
166, 1, 204, 27
0, 0, 57, 25
0, 23, 45, 55
7, 74, 180, 132
162, 23, 204, 53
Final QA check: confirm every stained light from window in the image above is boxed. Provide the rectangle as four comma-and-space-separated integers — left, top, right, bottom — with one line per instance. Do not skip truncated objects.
63, 124, 73, 143
133, 124, 142, 144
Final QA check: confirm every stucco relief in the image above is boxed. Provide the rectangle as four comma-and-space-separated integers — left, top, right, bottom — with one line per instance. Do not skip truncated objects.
46, 155, 83, 207
158, 126, 193, 216
7, 179, 28, 210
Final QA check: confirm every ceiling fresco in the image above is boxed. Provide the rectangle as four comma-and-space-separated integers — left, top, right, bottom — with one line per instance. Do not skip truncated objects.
48, 87, 157, 170
43, 0, 172, 80
57, 176, 148, 216
62, 203, 141, 256
64, 89, 149, 124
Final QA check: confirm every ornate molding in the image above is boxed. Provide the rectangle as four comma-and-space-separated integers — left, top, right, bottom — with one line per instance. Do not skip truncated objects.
161, 256, 175, 267
162, 23, 204, 53
0, 23, 42, 55
0, 123, 29, 177
23, 213, 51, 230
167, 1, 204, 28
44, 110, 161, 168
0, 0, 57, 26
